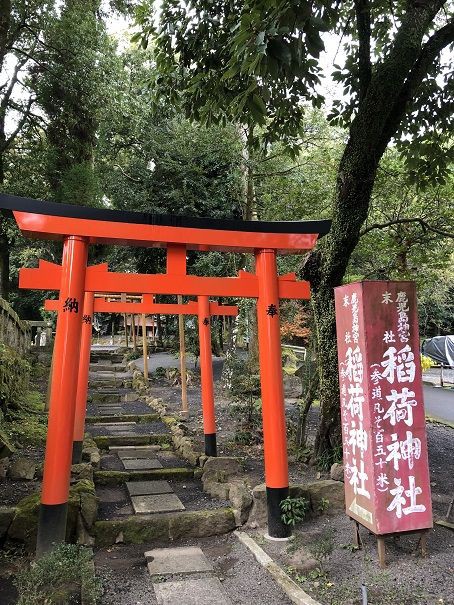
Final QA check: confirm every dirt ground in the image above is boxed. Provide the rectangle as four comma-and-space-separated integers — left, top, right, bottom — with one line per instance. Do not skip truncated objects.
95, 533, 293, 605
1, 352, 453, 605
147, 367, 454, 605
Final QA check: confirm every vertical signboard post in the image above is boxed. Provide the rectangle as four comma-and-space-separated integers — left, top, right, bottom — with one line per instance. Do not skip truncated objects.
335, 281, 432, 567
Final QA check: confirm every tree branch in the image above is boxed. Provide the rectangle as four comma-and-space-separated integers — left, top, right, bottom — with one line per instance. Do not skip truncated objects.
2, 96, 34, 152
360, 217, 454, 238
0, 53, 28, 111
380, 17, 454, 152
252, 161, 309, 178
113, 164, 142, 183
354, 0, 372, 101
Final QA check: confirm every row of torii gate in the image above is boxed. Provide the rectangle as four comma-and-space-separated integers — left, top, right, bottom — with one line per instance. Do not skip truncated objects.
43, 292, 238, 460
0, 193, 330, 555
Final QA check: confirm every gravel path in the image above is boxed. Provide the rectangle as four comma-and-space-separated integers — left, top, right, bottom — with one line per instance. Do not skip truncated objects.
95, 533, 292, 605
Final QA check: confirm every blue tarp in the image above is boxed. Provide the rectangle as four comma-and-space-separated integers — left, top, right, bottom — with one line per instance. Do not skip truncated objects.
423, 335, 454, 367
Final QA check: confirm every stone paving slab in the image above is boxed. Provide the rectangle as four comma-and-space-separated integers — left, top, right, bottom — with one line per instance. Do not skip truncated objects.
117, 449, 161, 460
92, 422, 137, 428
122, 392, 140, 402
153, 578, 231, 605
109, 445, 161, 454
126, 480, 173, 497
133, 493, 185, 514
122, 458, 163, 470
99, 409, 122, 415
145, 546, 212, 576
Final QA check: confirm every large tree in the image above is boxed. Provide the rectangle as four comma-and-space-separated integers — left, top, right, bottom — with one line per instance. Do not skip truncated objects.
0, 0, 54, 299
137, 0, 454, 460
35, 0, 112, 206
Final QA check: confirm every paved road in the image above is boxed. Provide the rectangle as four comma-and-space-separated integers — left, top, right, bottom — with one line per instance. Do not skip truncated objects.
99, 348, 454, 425
133, 351, 225, 381
423, 384, 454, 424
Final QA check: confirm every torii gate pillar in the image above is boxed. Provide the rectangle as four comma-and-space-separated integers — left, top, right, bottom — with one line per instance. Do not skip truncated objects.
198, 295, 217, 456
37, 236, 88, 556
256, 249, 290, 539
73, 292, 94, 464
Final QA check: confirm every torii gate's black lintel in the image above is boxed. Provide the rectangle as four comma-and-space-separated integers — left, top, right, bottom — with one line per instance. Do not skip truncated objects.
0, 193, 331, 236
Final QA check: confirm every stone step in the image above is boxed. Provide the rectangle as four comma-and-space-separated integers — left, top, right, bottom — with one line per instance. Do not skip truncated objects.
98, 408, 123, 416
122, 459, 163, 470
126, 480, 173, 497
93, 434, 172, 448
90, 393, 122, 405
145, 546, 213, 577
90, 354, 124, 364
93, 507, 236, 547
109, 444, 162, 453
90, 379, 126, 389
154, 578, 231, 605
91, 422, 137, 428
90, 364, 125, 372
86, 413, 160, 424
94, 467, 194, 485
132, 493, 185, 514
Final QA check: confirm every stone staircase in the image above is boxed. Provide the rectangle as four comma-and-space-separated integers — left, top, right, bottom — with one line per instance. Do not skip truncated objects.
86, 349, 236, 604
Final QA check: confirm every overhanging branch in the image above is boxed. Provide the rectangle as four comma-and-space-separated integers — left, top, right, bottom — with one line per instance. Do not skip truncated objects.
360, 217, 454, 238
380, 17, 454, 151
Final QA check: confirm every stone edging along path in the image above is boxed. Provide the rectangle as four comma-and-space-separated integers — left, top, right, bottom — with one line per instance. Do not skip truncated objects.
86, 359, 240, 548
128, 361, 346, 530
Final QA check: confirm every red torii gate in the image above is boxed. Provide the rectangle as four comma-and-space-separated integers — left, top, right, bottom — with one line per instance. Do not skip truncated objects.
43, 289, 238, 461
0, 193, 330, 553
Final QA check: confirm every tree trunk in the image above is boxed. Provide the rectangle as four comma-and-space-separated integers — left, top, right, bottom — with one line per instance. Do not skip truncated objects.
0, 225, 10, 300
301, 1, 445, 461
156, 313, 162, 346
218, 316, 224, 352
306, 152, 379, 459
0, 133, 10, 300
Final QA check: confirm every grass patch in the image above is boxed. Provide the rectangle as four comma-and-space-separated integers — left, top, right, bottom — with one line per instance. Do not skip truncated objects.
14, 543, 101, 605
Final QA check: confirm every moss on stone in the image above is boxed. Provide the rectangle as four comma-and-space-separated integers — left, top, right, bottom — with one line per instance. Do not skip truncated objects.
7, 480, 98, 551
94, 467, 194, 485
168, 508, 236, 540
0, 506, 15, 539
85, 413, 159, 424
93, 434, 171, 449
94, 516, 169, 547
7, 492, 40, 549
93, 507, 236, 547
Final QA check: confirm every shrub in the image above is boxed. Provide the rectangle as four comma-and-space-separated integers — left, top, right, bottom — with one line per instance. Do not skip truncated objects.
14, 543, 101, 605
280, 496, 310, 526
420, 354, 434, 371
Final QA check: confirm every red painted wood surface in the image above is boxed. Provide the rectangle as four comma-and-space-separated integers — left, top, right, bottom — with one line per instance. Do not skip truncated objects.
334, 281, 432, 535
44, 297, 238, 316
20, 262, 311, 300
13, 210, 319, 253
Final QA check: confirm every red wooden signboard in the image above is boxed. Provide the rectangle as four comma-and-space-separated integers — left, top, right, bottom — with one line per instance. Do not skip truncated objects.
334, 281, 432, 535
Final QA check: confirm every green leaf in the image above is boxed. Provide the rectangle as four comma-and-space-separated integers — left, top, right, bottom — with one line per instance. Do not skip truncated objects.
256, 31, 265, 46
306, 30, 325, 57
268, 39, 292, 65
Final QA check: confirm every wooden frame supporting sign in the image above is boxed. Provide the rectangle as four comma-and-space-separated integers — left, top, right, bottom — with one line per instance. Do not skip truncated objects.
1, 193, 330, 552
